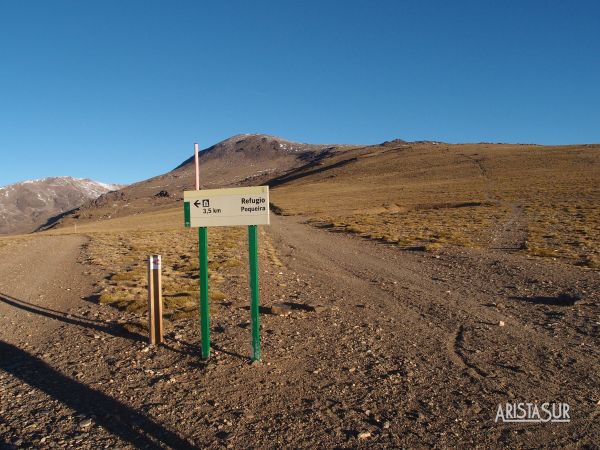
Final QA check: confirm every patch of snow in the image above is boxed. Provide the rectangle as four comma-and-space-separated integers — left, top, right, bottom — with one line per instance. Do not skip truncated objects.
20, 178, 44, 184
94, 181, 120, 191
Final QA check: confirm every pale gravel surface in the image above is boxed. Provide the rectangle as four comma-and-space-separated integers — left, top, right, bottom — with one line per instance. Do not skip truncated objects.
0, 216, 599, 449
0, 235, 93, 348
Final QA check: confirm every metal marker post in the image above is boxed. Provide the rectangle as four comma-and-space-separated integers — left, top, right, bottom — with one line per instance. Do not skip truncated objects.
248, 225, 260, 361
194, 143, 200, 190
194, 142, 211, 359
147, 255, 164, 345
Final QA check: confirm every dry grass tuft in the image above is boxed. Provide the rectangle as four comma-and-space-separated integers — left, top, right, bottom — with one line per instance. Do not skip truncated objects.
262, 232, 284, 267
209, 290, 227, 301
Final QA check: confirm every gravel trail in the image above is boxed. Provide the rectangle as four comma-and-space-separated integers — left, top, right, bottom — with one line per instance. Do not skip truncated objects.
0, 235, 92, 348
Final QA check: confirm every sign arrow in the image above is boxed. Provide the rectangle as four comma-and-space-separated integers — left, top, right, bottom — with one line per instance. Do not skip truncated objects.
194, 200, 201, 208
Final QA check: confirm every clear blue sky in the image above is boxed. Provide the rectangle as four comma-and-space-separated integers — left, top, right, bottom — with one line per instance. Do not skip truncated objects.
1, 0, 599, 186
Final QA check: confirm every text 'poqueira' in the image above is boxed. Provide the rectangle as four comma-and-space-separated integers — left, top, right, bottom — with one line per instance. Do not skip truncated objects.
241, 197, 267, 213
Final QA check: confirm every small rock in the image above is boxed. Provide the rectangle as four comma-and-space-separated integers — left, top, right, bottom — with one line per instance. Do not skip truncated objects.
270, 304, 292, 316
358, 431, 371, 440
499, 321, 505, 327
79, 418, 92, 428
141, 346, 150, 353
382, 421, 390, 429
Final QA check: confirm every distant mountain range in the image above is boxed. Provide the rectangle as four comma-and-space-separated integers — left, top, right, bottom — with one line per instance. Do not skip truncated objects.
0, 177, 123, 234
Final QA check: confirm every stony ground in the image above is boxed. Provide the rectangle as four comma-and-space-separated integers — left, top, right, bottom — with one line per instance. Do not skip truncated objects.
0, 215, 599, 449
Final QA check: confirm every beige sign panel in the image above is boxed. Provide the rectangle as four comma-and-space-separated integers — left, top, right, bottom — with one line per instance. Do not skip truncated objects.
184, 186, 270, 227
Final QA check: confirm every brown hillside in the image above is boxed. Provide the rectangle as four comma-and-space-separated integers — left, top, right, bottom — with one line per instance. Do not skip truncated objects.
44, 134, 345, 228
269, 141, 600, 268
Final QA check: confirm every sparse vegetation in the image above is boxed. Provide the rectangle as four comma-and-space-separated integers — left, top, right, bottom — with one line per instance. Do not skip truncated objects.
309, 202, 508, 250
0, 234, 35, 251
524, 201, 600, 268
271, 143, 600, 267
72, 209, 258, 321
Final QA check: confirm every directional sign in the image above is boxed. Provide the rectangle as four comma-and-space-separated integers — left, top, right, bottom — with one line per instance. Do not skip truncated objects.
184, 186, 270, 228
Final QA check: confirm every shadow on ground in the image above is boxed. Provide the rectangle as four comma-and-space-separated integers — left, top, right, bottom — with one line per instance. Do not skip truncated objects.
0, 292, 192, 356
0, 292, 145, 342
508, 293, 581, 307
0, 340, 196, 449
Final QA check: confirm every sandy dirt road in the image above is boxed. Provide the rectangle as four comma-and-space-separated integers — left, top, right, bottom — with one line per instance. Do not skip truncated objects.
0, 217, 599, 448
0, 235, 93, 348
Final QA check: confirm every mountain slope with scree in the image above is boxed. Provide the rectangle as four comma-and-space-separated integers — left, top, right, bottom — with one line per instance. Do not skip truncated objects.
0, 177, 122, 235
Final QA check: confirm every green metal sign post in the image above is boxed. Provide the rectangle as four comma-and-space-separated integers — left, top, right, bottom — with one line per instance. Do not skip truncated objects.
198, 226, 210, 359
184, 182, 270, 362
248, 225, 260, 361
